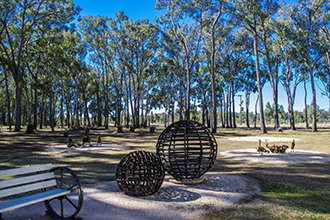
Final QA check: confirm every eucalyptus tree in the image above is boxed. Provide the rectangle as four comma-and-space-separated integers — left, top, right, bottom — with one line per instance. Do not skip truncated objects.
317, 2, 330, 111
193, 61, 211, 126
42, 34, 65, 131
242, 60, 258, 128
232, 31, 257, 128
26, 38, 43, 129
258, 0, 281, 130
79, 15, 111, 128
0, 52, 12, 130
319, 58, 330, 111
204, 0, 225, 133
62, 30, 90, 126
274, 10, 305, 130
157, 25, 186, 120
288, 0, 328, 132
114, 15, 160, 128
0, 0, 80, 131
156, 0, 209, 120
231, 0, 275, 133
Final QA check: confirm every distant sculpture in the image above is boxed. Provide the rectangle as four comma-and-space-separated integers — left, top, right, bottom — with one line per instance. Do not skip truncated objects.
290, 139, 295, 153
257, 139, 270, 155
82, 127, 91, 147
277, 145, 289, 153
265, 139, 289, 154
97, 133, 102, 146
67, 139, 81, 148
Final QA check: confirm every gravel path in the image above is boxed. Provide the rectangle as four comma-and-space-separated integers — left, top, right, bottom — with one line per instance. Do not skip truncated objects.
228, 137, 300, 142
1, 173, 260, 220
42, 143, 130, 153
221, 149, 330, 164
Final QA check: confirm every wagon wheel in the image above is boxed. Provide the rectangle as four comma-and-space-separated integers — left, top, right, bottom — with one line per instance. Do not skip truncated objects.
44, 167, 84, 220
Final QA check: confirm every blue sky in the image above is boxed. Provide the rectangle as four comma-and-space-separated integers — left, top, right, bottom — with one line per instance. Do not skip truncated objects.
72, 0, 330, 112
73, 0, 162, 22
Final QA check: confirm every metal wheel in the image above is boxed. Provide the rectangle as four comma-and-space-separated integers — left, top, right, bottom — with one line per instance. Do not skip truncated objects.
44, 167, 83, 220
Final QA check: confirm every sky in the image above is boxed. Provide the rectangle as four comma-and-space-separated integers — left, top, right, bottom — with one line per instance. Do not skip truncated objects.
72, 0, 330, 113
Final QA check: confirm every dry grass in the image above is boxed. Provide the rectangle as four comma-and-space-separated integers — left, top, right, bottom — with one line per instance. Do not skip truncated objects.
1, 124, 330, 219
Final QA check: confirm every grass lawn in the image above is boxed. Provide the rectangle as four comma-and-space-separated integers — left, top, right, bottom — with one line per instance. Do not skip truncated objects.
0, 124, 330, 219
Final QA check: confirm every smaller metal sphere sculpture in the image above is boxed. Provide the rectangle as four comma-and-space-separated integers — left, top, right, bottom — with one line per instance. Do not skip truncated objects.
156, 120, 218, 182
116, 151, 165, 196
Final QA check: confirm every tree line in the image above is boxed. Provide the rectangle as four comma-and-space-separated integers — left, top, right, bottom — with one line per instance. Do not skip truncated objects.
0, 0, 329, 133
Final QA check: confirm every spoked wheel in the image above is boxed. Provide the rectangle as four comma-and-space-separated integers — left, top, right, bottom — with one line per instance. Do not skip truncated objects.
44, 167, 84, 220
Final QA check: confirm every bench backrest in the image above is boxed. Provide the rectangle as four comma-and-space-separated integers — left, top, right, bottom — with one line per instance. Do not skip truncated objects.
0, 164, 56, 199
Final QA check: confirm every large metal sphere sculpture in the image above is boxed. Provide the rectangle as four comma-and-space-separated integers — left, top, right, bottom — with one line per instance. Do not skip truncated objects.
116, 151, 165, 196
156, 120, 218, 181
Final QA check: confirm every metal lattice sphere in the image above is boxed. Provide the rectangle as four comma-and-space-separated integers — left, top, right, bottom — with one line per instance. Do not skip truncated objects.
156, 120, 218, 181
116, 151, 165, 196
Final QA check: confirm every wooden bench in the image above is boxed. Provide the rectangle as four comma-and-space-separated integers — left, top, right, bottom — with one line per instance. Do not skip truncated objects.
0, 164, 83, 220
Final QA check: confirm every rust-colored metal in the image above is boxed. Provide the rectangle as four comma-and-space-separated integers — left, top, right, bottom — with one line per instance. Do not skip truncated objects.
156, 120, 218, 181
116, 151, 165, 196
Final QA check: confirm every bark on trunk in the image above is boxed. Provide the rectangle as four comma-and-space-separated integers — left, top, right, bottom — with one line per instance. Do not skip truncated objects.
231, 81, 236, 128
245, 91, 250, 128
4, 65, 12, 130
253, 25, 267, 133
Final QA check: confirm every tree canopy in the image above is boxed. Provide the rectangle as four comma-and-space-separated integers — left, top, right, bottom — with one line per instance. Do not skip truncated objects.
0, 0, 329, 133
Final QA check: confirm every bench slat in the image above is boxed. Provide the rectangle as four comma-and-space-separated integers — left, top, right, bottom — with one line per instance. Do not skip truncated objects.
0, 164, 53, 178
0, 179, 57, 199
0, 188, 70, 212
0, 172, 55, 190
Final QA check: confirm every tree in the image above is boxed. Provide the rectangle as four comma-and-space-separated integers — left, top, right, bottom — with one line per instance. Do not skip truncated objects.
259, 0, 281, 130
0, 0, 80, 131
156, 0, 206, 120
289, 0, 328, 132
208, 0, 225, 133
274, 9, 304, 130
232, 0, 271, 133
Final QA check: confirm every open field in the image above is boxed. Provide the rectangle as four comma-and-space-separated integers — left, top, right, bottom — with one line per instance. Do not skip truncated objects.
0, 124, 330, 219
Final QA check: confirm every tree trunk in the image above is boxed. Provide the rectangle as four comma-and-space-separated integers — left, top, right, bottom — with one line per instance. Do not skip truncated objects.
286, 89, 296, 130
126, 84, 129, 128
185, 61, 191, 121
4, 65, 12, 130
49, 72, 55, 132
39, 81, 45, 129
262, 21, 280, 130
202, 100, 206, 126
229, 85, 232, 128
172, 100, 175, 124
97, 88, 102, 127
245, 91, 250, 128
128, 72, 135, 128
254, 95, 259, 128
303, 79, 309, 128
220, 99, 224, 128
14, 73, 21, 131
66, 87, 71, 128
60, 79, 64, 128
179, 75, 184, 121
104, 67, 109, 129
231, 81, 236, 128
33, 73, 38, 128
210, 3, 223, 133
253, 25, 267, 133
306, 54, 317, 132
75, 86, 80, 127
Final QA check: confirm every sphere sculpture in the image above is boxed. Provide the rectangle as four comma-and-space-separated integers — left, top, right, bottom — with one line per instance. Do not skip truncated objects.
156, 120, 218, 182
116, 151, 165, 196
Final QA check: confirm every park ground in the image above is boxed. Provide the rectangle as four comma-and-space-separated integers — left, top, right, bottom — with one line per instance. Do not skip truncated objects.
0, 124, 330, 219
